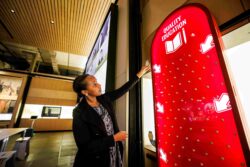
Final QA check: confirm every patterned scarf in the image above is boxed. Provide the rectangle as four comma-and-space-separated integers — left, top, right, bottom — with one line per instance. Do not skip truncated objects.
93, 104, 123, 167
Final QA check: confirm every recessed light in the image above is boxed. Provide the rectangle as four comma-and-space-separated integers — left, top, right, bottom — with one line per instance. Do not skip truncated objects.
50, 20, 55, 24
10, 9, 15, 13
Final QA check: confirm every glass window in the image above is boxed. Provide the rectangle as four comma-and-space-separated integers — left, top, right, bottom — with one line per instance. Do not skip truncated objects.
222, 23, 250, 146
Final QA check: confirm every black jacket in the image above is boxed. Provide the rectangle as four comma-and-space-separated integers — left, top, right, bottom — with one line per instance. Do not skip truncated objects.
73, 76, 140, 167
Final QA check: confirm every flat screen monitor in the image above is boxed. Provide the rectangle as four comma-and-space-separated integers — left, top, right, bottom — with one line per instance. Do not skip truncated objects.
41, 106, 61, 117
84, 4, 118, 93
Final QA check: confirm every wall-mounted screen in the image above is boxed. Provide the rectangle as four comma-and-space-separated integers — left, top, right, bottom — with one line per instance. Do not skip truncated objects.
41, 106, 61, 117
84, 4, 118, 93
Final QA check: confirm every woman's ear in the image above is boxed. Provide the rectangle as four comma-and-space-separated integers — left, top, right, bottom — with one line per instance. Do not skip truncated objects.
81, 90, 88, 97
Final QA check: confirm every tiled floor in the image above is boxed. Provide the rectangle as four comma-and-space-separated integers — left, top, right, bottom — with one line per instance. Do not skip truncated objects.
6, 131, 77, 167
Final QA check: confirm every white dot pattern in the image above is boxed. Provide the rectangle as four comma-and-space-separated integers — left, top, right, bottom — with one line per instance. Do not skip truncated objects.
150, 6, 247, 167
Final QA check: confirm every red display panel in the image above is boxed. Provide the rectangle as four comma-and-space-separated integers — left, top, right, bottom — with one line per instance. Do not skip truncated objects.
151, 4, 247, 167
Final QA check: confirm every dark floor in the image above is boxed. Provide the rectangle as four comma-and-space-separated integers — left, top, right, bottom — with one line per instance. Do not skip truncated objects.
6, 131, 77, 167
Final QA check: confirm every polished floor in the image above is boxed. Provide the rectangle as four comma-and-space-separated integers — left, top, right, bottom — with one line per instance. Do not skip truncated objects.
6, 131, 77, 167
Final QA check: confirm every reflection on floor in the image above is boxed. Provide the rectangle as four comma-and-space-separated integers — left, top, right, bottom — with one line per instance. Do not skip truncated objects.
6, 131, 77, 167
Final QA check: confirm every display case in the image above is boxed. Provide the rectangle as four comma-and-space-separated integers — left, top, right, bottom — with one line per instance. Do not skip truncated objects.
20, 104, 74, 131
222, 22, 250, 148
142, 74, 156, 150
142, 73, 157, 167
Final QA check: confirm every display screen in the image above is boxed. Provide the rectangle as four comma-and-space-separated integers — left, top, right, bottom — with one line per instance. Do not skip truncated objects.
41, 106, 61, 117
84, 12, 111, 93
151, 4, 247, 167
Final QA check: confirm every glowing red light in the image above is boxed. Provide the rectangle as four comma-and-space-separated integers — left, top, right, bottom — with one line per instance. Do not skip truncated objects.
151, 4, 247, 167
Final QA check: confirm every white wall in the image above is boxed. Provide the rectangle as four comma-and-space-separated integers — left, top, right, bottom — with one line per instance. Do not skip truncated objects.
22, 104, 74, 119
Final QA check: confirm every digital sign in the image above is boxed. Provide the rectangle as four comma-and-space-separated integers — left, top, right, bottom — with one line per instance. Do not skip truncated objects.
151, 4, 248, 167
84, 4, 118, 93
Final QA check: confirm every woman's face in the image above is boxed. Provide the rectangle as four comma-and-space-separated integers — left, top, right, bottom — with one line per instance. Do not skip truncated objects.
83, 75, 102, 97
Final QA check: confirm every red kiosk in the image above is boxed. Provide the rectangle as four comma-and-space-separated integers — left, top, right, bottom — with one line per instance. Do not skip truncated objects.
151, 4, 249, 167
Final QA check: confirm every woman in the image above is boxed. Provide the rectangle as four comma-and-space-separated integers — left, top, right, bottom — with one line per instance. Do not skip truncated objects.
72, 66, 150, 167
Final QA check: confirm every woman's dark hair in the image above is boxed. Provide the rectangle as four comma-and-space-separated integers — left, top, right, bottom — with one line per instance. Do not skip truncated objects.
73, 74, 90, 98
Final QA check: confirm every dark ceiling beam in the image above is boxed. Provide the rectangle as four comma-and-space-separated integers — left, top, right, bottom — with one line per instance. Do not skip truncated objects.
0, 19, 14, 39
219, 9, 250, 32
0, 42, 16, 57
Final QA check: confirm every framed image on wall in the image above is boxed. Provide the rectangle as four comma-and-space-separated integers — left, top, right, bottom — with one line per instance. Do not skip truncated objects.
0, 75, 23, 121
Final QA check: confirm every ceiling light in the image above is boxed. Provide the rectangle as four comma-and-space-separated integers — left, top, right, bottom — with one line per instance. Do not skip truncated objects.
50, 20, 55, 24
10, 9, 15, 13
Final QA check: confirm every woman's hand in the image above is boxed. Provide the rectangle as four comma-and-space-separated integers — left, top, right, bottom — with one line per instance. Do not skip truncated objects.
113, 131, 127, 142
136, 65, 151, 78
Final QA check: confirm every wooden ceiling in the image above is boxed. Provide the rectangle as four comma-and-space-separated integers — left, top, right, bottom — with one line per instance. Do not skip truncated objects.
0, 0, 115, 56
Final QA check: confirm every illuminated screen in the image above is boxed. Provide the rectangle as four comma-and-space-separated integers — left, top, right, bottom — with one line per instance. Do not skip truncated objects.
85, 12, 110, 76
41, 106, 61, 117
84, 4, 117, 93
151, 4, 247, 167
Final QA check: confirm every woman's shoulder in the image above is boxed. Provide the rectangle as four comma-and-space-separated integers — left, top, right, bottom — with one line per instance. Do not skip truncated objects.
73, 101, 88, 117
72, 104, 91, 124
97, 93, 111, 102
73, 105, 81, 118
